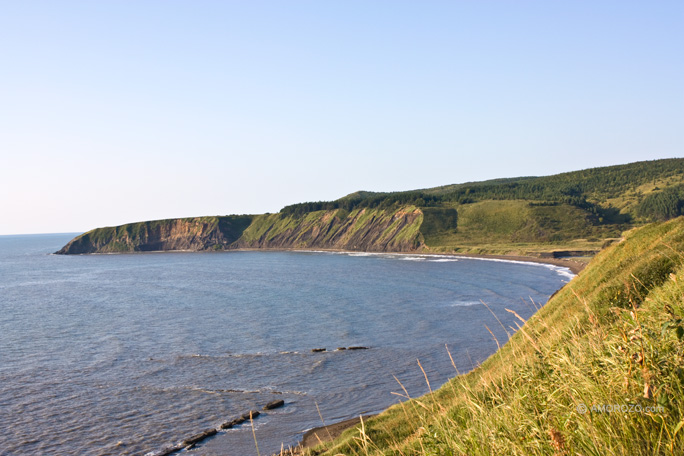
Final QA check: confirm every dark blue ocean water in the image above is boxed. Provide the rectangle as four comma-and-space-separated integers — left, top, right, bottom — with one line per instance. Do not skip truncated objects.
0, 234, 573, 455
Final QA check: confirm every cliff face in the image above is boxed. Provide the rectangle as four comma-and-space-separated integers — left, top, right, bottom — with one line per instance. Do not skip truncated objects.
55, 208, 425, 254
55, 201, 610, 256
236, 206, 425, 252
55, 216, 252, 254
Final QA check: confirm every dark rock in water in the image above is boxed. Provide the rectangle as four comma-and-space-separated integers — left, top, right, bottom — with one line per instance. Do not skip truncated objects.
185, 443, 196, 450
311, 348, 326, 352
219, 420, 234, 429
263, 399, 285, 410
223, 409, 260, 428
182, 428, 217, 446
347, 346, 369, 350
240, 410, 260, 420
230, 416, 246, 426
336, 347, 347, 351
156, 446, 183, 456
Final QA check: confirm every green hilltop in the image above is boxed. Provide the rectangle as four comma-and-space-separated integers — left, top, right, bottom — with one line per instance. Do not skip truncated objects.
278, 158, 684, 255
57, 158, 684, 255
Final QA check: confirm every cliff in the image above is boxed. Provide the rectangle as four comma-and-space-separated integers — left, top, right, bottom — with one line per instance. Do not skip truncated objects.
55, 216, 252, 254
57, 159, 684, 255
55, 201, 617, 256
55, 207, 430, 254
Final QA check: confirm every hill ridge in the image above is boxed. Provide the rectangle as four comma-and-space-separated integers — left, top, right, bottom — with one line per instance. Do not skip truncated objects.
57, 158, 684, 255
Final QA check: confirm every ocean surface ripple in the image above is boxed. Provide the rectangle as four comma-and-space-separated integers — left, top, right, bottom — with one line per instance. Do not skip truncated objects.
0, 235, 572, 455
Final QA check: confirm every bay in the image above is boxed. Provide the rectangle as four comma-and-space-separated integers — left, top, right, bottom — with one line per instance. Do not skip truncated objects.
0, 234, 572, 455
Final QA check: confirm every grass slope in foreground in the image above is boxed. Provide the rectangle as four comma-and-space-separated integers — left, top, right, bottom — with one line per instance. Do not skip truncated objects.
303, 218, 684, 456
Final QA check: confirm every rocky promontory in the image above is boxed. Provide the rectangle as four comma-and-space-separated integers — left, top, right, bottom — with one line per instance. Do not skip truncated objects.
56, 207, 431, 254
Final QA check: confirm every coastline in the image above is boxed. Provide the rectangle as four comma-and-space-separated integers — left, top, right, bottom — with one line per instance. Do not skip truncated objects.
274, 415, 375, 455
301, 415, 374, 450
232, 247, 588, 275
443, 252, 587, 274
68, 246, 588, 274
53, 242, 586, 454
266, 250, 585, 455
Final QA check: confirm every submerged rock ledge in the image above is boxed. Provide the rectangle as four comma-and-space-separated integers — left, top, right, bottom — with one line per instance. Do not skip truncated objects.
148, 403, 281, 456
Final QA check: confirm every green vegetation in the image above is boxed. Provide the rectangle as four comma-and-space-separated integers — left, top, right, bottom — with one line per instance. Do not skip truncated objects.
54, 160, 684, 453
237, 207, 424, 251
58, 159, 684, 256
637, 185, 684, 221
271, 159, 684, 256
56, 215, 252, 254
282, 158, 684, 224
420, 201, 621, 255
300, 218, 684, 455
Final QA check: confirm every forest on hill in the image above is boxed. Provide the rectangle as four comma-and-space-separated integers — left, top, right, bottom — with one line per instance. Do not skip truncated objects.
281, 158, 684, 224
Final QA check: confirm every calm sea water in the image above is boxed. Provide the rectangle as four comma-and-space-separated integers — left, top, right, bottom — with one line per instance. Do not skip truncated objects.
0, 234, 573, 456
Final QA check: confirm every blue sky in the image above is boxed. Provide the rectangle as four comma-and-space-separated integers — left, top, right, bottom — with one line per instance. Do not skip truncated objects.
1, 1, 682, 235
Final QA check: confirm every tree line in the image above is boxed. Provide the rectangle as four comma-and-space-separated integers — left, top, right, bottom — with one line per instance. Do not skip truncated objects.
280, 158, 684, 222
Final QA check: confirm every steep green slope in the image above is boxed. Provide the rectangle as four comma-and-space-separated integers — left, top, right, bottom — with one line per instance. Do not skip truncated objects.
236, 207, 424, 252
305, 218, 684, 455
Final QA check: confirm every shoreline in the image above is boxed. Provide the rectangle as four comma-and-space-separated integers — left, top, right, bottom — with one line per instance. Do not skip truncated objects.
442, 252, 587, 274
300, 415, 374, 450
274, 415, 376, 455
232, 247, 588, 275
266, 250, 586, 454
58, 244, 589, 275
55, 243, 587, 454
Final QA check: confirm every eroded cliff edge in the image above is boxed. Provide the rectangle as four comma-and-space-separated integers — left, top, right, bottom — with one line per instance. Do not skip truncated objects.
55, 216, 254, 254
56, 206, 435, 254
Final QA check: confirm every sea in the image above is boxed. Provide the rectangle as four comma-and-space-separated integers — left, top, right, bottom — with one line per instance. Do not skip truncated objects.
0, 234, 574, 456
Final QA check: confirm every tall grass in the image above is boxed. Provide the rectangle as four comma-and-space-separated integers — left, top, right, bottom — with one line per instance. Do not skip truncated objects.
304, 218, 684, 455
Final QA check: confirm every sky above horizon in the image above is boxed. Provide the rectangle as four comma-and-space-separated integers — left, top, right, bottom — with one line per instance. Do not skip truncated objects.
1, 1, 683, 235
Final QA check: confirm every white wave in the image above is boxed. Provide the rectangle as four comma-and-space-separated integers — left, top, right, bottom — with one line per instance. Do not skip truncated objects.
450, 300, 481, 307
438, 255, 576, 280
295, 250, 574, 281
293, 249, 336, 255
535, 263, 575, 281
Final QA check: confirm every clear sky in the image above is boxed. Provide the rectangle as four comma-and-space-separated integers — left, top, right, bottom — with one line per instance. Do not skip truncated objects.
1, 1, 683, 235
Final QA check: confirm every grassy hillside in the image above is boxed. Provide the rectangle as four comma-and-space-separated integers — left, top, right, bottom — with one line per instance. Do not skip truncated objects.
420, 200, 619, 255
236, 206, 424, 252
303, 218, 684, 455
283, 158, 684, 224
57, 159, 684, 255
